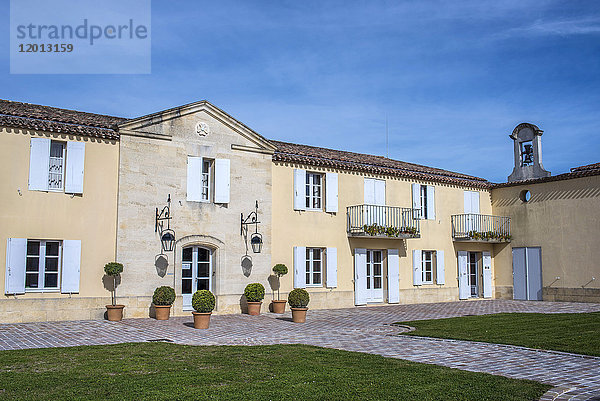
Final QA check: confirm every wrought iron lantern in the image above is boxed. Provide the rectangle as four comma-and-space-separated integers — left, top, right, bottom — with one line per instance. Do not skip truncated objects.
160, 229, 176, 252
155, 194, 176, 253
250, 232, 263, 254
241, 201, 263, 254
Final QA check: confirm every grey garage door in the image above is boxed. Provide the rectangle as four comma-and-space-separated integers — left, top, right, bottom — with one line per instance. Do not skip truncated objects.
512, 247, 542, 300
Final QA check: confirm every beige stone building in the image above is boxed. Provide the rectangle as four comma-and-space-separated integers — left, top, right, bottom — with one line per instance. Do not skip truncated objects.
1, 99, 598, 323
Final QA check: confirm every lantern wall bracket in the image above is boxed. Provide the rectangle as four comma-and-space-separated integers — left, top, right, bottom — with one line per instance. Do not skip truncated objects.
240, 200, 261, 235
155, 194, 172, 233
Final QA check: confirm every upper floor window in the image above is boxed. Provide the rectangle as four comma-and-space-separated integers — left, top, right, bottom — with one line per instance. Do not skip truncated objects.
29, 138, 85, 194
412, 184, 435, 220
201, 159, 213, 202
420, 185, 428, 219
48, 141, 65, 191
305, 172, 322, 210
186, 157, 230, 204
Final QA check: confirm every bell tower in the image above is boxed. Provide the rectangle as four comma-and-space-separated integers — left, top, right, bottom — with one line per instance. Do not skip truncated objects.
508, 123, 551, 182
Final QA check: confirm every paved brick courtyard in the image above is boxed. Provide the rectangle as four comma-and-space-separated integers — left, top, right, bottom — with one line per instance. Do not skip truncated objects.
1, 299, 599, 400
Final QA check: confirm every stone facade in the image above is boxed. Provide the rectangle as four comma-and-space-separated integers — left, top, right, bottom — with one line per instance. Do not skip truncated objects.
116, 102, 275, 317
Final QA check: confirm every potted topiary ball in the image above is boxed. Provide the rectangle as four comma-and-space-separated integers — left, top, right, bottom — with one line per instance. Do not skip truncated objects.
152, 286, 175, 320
244, 283, 265, 315
271, 264, 288, 314
288, 288, 310, 323
192, 289, 215, 329
104, 262, 124, 321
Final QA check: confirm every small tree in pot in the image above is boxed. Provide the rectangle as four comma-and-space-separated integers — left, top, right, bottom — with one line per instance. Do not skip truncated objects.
104, 262, 124, 321
288, 288, 310, 323
244, 283, 265, 315
192, 289, 215, 329
152, 286, 175, 320
271, 264, 288, 314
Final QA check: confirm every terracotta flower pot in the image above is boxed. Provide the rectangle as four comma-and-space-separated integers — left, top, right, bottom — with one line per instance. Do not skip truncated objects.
106, 305, 125, 321
192, 311, 212, 329
291, 307, 308, 323
247, 301, 262, 315
271, 300, 287, 314
154, 305, 171, 320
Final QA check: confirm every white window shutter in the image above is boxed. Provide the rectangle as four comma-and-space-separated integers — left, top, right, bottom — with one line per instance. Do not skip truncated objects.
412, 249, 422, 286
214, 159, 231, 204
187, 156, 202, 202
293, 246, 306, 288
482, 251, 492, 298
326, 247, 337, 288
61, 240, 81, 293
436, 250, 445, 285
471, 191, 480, 214
458, 251, 469, 299
28, 138, 50, 191
293, 169, 306, 211
364, 178, 375, 204
374, 180, 386, 206
354, 248, 367, 305
65, 141, 85, 194
5, 238, 27, 294
426, 185, 435, 220
412, 184, 421, 218
464, 191, 472, 214
325, 173, 338, 213
387, 249, 400, 303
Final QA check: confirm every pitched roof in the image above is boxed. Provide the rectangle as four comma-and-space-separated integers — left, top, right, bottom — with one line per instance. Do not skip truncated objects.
0, 99, 124, 140
271, 140, 491, 189
571, 162, 600, 172
492, 163, 600, 188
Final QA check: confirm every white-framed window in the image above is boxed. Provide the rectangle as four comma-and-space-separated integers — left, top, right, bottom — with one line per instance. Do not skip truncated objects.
48, 141, 65, 191
305, 172, 323, 210
25, 240, 61, 291
305, 247, 323, 286
419, 185, 428, 219
421, 250, 434, 284
201, 159, 213, 202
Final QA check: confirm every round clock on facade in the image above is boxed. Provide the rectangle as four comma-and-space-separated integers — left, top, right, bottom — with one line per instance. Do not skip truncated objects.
195, 121, 210, 136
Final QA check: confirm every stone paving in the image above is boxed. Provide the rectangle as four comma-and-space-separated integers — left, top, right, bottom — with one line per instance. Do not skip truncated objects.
1, 299, 600, 400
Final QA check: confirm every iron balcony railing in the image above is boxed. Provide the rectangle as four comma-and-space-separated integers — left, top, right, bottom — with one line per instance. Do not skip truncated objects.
347, 205, 420, 239
451, 214, 511, 242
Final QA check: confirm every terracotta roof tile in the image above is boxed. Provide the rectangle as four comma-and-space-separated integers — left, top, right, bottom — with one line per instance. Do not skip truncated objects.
0, 99, 124, 140
271, 140, 492, 189
571, 162, 600, 172
492, 168, 600, 188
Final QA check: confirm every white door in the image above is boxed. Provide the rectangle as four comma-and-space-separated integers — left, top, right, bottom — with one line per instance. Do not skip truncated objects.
182, 246, 213, 310
464, 191, 480, 232
366, 250, 384, 302
468, 251, 479, 298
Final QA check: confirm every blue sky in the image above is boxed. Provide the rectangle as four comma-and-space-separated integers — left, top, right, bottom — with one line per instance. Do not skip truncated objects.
1, 0, 599, 182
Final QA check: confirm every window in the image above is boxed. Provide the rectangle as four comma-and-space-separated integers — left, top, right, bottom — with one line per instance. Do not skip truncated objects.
305, 172, 323, 210
25, 240, 61, 290
421, 250, 434, 284
48, 141, 65, 191
201, 159, 213, 201
419, 185, 428, 219
305, 248, 323, 286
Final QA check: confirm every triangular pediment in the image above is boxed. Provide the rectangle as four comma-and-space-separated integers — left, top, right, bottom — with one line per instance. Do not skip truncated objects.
118, 100, 276, 152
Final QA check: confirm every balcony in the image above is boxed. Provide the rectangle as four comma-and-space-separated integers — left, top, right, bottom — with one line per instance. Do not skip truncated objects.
347, 205, 420, 239
451, 214, 512, 243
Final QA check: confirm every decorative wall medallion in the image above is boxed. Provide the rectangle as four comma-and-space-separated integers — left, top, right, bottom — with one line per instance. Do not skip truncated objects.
195, 121, 210, 137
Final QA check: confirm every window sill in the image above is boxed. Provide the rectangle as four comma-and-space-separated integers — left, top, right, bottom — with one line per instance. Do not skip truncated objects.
304, 208, 323, 212
305, 284, 323, 288
25, 289, 60, 293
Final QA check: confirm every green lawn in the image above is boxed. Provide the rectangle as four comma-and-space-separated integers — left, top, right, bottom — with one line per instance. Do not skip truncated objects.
397, 312, 600, 356
0, 343, 547, 400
